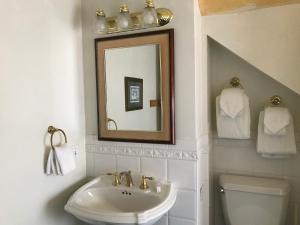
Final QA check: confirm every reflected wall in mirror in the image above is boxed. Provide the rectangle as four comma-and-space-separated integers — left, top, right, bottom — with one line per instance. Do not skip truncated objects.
95, 29, 175, 144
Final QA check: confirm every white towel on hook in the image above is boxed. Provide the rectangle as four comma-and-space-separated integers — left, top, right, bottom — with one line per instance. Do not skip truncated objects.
264, 107, 290, 136
220, 88, 245, 119
257, 111, 297, 156
216, 95, 251, 139
54, 144, 76, 175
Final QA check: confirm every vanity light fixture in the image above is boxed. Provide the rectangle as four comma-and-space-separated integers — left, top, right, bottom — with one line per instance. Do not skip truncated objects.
93, 0, 173, 35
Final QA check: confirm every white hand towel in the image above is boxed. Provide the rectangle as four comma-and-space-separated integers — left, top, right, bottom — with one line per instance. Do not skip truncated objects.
264, 107, 290, 136
54, 145, 76, 175
216, 95, 251, 139
46, 149, 60, 175
257, 111, 297, 155
220, 88, 245, 119
46, 150, 54, 175
53, 150, 62, 175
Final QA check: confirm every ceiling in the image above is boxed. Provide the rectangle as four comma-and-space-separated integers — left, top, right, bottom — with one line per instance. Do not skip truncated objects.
199, 0, 300, 15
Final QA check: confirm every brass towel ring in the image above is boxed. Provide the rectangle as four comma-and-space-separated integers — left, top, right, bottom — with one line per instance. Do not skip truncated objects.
48, 126, 67, 150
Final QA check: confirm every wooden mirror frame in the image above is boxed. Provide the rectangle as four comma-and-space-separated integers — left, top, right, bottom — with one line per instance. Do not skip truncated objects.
95, 29, 175, 144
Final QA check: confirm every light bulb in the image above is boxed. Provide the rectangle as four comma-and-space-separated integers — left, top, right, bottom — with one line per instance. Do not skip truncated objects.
116, 4, 133, 31
142, 0, 158, 27
94, 9, 107, 34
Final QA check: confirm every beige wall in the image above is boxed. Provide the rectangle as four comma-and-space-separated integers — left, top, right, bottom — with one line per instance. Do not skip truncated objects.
0, 1, 86, 225
203, 4, 300, 95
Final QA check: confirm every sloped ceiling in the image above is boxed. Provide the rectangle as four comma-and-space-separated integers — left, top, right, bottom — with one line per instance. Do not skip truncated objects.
203, 4, 300, 95
199, 0, 300, 15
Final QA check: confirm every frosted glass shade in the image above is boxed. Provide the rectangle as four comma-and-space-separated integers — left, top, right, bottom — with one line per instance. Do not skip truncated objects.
116, 12, 133, 31
142, 7, 158, 27
95, 16, 107, 34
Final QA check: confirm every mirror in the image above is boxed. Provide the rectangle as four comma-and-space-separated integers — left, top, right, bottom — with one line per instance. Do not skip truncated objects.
95, 29, 175, 144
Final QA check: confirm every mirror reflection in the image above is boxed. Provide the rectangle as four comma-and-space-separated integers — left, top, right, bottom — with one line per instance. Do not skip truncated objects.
105, 44, 162, 131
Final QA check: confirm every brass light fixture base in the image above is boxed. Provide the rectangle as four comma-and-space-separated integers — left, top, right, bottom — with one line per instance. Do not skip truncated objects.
95, 8, 173, 35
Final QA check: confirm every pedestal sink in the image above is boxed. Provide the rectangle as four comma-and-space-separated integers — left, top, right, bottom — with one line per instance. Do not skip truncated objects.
64, 174, 177, 225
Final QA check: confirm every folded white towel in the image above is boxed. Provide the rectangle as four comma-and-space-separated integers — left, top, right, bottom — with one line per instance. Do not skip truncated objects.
257, 111, 297, 155
220, 88, 245, 119
54, 145, 76, 175
261, 153, 291, 159
264, 107, 290, 136
216, 95, 251, 139
265, 126, 287, 136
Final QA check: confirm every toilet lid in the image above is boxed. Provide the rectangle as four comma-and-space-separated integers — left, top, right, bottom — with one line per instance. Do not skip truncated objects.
219, 174, 290, 196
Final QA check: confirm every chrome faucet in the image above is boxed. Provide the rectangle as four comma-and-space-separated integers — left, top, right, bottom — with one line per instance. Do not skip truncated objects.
119, 171, 133, 187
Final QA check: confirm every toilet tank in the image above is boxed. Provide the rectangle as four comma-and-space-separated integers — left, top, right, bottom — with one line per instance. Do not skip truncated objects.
219, 174, 290, 225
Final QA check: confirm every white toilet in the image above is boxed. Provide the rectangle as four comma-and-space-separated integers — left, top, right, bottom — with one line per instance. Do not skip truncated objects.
219, 174, 290, 225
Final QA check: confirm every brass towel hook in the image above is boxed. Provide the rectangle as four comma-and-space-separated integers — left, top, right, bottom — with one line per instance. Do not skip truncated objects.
270, 95, 282, 106
48, 126, 67, 150
230, 77, 242, 88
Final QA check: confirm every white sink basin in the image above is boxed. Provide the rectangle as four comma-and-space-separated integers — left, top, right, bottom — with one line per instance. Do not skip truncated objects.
65, 174, 177, 225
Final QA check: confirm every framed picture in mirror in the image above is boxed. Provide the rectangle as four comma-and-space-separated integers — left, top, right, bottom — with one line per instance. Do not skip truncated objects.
95, 29, 175, 144
125, 77, 143, 111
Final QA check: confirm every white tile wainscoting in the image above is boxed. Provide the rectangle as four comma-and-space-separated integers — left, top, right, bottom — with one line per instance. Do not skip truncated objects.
212, 132, 300, 225
85, 135, 211, 225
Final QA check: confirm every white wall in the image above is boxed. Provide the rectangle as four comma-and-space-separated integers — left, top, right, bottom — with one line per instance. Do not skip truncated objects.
0, 1, 86, 225
203, 4, 300, 95
82, 0, 211, 225
209, 39, 300, 225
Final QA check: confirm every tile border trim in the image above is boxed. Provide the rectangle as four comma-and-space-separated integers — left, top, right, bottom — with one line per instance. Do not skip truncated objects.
85, 135, 204, 161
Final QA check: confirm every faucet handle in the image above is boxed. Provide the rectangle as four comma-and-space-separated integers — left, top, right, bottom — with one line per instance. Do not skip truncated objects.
119, 170, 134, 187
107, 172, 121, 186
139, 175, 154, 190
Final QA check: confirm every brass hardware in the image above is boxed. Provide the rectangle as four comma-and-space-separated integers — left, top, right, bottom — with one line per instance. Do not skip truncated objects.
120, 171, 134, 187
107, 172, 121, 186
120, 4, 129, 13
95, 8, 173, 34
230, 77, 241, 88
139, 175, 154, 190
157, 8, 173, 26
145, 0, 155, 8
270, 95, 282, 106
96, 9, 106, 17
47, 126, 67, 150
150, 99, 161, 108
